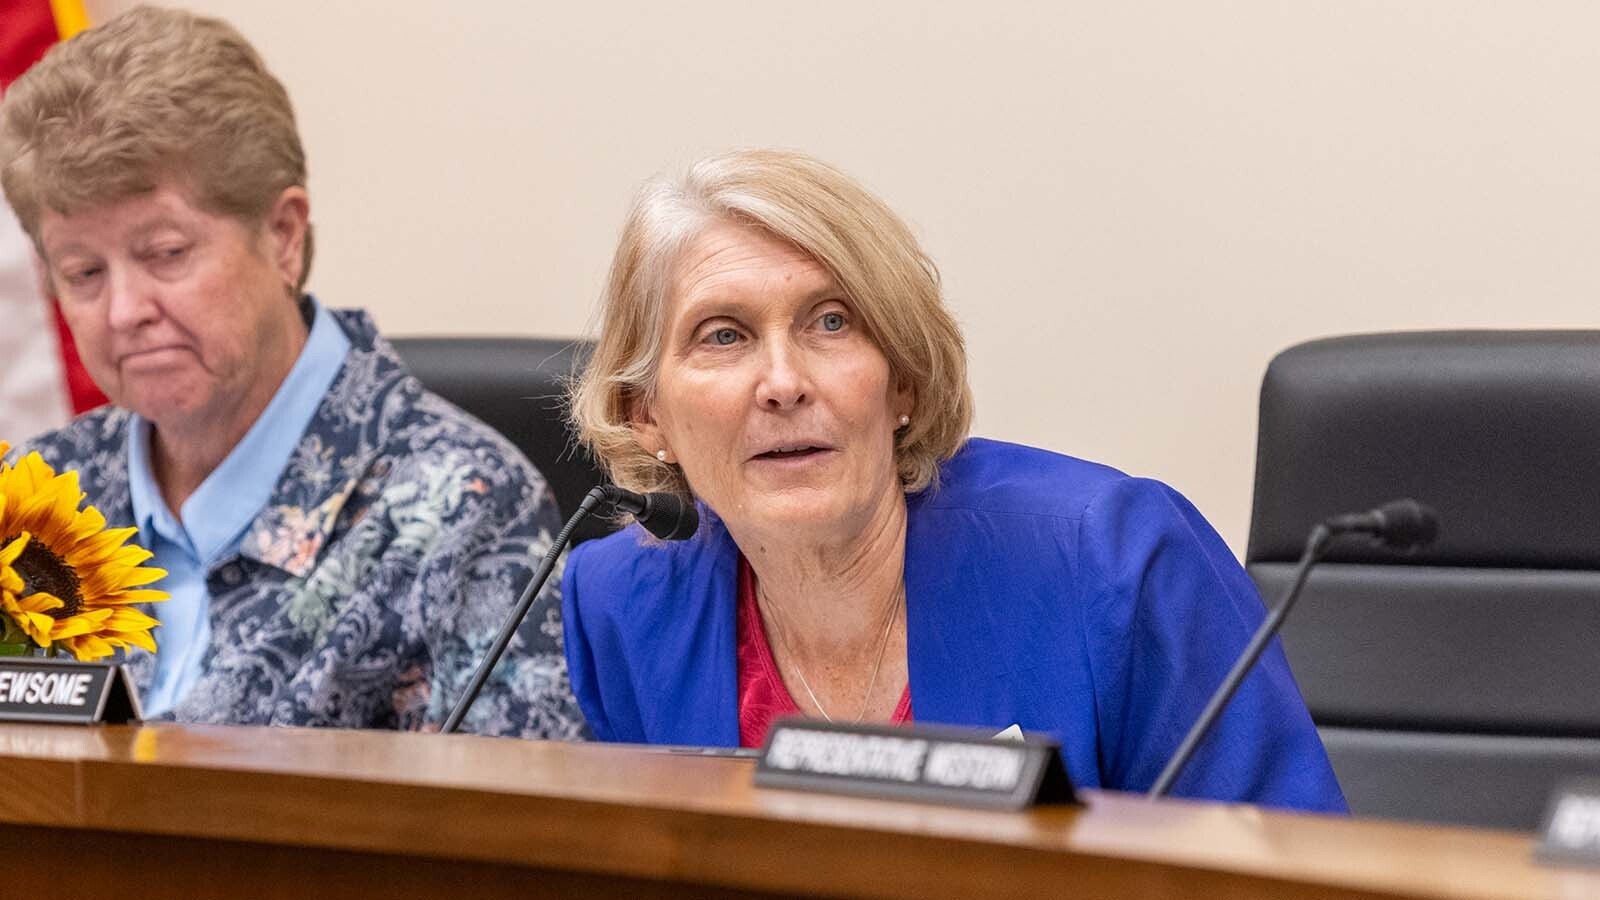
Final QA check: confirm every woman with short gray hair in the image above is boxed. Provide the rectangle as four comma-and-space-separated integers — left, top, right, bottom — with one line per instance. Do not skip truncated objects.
1, 6, 582, 737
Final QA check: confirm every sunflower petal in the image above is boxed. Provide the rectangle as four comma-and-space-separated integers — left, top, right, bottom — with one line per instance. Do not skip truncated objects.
63, 634, 115, 661
12, 452, 50, 493
93, 565, 167, 590
13, 591, 65, 614
103, 607, 161, 630
116, 629, 158, 654
0, 532, 29, 567
18, 611, 56, 644
49, 607, 114, 640
71, 526, 139, 565
74, 504, 107, 532
106, 542, 156, 567
97, 588, 170, 606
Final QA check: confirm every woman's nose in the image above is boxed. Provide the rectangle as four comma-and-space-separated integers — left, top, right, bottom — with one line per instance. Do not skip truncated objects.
105, 265, 161, 332
755, 341, 811, 410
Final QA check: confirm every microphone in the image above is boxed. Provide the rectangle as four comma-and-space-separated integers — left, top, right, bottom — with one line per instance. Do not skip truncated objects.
1147, 498, 1438, 798
1324, 498, 1438, 551
441, 484, 698, 733
607, 485, 699, 541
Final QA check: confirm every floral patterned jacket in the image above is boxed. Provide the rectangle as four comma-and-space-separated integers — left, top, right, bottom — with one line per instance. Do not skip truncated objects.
15, 308, 587, 739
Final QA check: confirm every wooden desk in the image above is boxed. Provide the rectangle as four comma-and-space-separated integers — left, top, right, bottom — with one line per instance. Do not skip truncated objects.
0, 723, 1593, 899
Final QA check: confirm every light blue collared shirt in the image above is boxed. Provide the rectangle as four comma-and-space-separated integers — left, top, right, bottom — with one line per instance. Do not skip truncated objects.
129, 298, 351, 716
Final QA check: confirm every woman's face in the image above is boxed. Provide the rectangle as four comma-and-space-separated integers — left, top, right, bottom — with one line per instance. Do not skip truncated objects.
37, 183, 309, 435
638, 221, 912, 540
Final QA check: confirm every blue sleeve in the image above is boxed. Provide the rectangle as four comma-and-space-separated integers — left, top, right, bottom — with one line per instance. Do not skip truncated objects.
1077, 478, 1347, 813
561, 540, 615, 742
563, 539, 662, 743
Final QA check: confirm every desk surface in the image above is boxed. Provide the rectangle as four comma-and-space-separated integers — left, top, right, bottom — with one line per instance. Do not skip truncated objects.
0, 723, 1595, 900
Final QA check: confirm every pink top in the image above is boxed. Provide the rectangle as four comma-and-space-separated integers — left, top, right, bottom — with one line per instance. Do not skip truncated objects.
736, 556, 912, 748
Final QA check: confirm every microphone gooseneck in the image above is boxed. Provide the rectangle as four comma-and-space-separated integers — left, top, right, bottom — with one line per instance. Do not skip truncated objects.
1146, 498, 1438, 799
441, 484, 697, 734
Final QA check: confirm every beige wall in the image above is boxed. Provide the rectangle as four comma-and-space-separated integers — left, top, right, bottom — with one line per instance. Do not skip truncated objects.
94, 0, 1600, 552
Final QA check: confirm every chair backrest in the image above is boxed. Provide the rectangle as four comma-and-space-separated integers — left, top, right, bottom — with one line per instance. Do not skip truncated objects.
389, 336, 617, 545
1247, 331, 1600, 831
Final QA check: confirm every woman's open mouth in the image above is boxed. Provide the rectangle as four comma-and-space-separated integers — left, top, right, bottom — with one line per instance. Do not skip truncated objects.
749, 442, 840, 471
754, 444, 828, 460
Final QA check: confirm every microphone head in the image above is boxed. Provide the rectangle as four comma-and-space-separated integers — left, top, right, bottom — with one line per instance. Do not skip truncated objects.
637, 491, 699, 541
1370, 498, 1439, 551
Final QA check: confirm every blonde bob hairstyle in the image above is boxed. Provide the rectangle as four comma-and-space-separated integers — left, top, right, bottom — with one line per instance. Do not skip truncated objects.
0, 5, 313, 292
570, 148, 973, 500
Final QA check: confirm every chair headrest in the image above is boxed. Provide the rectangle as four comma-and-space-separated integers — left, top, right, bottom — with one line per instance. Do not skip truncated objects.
1248, 330, 1600, 568
389, 336, 616, 545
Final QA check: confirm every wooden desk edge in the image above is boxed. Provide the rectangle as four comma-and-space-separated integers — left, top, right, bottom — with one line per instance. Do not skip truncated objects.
0, 723, 1594, 900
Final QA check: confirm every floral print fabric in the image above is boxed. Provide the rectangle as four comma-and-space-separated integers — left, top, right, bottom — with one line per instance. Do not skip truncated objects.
14, 308, 586, 739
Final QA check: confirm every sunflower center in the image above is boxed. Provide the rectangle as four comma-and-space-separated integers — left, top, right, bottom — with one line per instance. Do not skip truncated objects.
3, 534, 83, 619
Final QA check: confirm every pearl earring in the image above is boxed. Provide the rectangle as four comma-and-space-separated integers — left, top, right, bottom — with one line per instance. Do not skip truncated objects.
898, 415, 911, 427
656, 449, 668, 462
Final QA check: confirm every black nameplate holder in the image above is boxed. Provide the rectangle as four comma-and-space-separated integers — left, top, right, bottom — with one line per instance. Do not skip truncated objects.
1536, 778, 1600, 868
0, 656, 142, 725
755, 718, 1077, 810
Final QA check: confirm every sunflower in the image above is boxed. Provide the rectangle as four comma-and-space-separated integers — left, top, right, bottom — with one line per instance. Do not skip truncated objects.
1, 532, 64, 647
0, 442, 167, 660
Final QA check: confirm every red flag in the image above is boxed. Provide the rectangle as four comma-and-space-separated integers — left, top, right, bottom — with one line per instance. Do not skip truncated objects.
0, 0, 107, 440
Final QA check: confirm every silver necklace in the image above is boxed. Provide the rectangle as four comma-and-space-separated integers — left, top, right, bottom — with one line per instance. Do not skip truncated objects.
761, 583, 903, 723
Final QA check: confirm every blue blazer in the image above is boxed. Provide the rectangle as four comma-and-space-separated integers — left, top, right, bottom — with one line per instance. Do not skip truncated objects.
563, 438, 1346, 812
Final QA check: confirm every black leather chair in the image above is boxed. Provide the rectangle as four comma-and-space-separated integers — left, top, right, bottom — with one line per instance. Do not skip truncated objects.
389, 336, 616, 545
1247, 331, 1600, 831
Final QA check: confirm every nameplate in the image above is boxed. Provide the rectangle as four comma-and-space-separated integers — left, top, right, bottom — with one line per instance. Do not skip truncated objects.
0, 657, 143, 725
754, 719, 1077, 810
1537, 779, 1600, 868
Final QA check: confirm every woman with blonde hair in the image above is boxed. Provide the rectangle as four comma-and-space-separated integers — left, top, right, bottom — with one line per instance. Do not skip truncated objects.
563, 149, 1344, 810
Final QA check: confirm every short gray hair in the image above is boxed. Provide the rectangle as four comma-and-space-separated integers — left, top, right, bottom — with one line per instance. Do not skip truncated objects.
0, 5, 313, 290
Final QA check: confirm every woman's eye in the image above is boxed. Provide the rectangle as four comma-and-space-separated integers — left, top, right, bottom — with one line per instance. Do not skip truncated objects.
820, 312, 846, 332
710, 327, 740, 346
